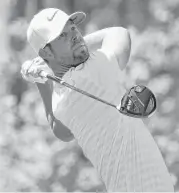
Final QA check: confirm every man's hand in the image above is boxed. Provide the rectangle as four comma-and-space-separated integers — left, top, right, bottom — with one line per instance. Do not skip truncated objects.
21, 57, 53, 84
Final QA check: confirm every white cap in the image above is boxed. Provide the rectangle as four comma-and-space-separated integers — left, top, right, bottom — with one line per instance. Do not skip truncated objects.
27, 8, 86, 53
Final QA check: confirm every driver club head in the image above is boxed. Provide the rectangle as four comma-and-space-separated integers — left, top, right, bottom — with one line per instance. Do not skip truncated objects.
119, 85, 157, 118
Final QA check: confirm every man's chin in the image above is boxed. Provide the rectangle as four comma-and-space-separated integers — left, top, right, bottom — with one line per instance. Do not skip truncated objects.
73, 52, 90, 67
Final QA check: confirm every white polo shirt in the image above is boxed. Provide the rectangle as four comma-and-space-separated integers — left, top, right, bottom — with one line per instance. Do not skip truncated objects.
52, 49, 173, 192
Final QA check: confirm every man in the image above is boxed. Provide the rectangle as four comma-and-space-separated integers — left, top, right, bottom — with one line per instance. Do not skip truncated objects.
21, 8, 174, 192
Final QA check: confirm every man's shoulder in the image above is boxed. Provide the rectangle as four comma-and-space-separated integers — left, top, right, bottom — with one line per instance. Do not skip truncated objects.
83, 49, 119, 74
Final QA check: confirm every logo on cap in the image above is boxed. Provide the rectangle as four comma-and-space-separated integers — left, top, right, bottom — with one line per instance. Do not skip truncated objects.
47, 10, 58, 21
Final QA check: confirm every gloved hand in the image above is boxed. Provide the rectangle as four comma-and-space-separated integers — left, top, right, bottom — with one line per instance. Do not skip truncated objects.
21, 57, 53, 84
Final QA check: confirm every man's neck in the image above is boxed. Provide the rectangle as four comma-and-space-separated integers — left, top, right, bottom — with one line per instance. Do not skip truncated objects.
49, 60, 72, 78
48, 58, 89, 78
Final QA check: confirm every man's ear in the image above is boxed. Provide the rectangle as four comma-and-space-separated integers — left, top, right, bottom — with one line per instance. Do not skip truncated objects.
39, 46, 54, 60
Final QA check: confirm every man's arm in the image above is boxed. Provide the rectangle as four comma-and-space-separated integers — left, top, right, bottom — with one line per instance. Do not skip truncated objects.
36, 81, 74, 142
84, 27, 131, 70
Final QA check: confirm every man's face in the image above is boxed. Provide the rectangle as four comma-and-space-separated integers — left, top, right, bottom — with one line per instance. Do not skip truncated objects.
49, 20, 89, 66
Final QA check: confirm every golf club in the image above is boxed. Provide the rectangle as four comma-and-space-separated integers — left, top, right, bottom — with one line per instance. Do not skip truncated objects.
39, 71, 156, 118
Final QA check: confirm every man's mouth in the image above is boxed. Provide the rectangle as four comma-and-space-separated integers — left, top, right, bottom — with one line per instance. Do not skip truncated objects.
73, 44, 86, 51
73, 44, 89, 62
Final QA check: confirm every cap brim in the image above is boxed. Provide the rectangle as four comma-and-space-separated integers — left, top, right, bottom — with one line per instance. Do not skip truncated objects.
69, 12, 86, 25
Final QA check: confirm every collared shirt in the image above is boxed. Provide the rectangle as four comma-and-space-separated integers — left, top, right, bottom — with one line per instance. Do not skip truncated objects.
52, 49, 173, 192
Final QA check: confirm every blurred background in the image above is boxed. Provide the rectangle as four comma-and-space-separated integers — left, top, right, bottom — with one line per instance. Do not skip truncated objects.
0, 0, 179, 192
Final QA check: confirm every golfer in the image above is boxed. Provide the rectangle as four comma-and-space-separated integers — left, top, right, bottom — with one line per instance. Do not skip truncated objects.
21, 8, 174, 192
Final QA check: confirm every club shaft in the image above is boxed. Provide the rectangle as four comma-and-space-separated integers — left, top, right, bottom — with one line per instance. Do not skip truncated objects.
46, 74, 117, 109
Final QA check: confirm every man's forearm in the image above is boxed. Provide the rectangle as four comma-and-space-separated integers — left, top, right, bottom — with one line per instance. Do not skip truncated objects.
36, 82, 74, 142
46, 108, 74, 142
44, 102, 74, 142
84, 28, 109, 52
50, 114, 74, 142
84, 27, 131, 70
